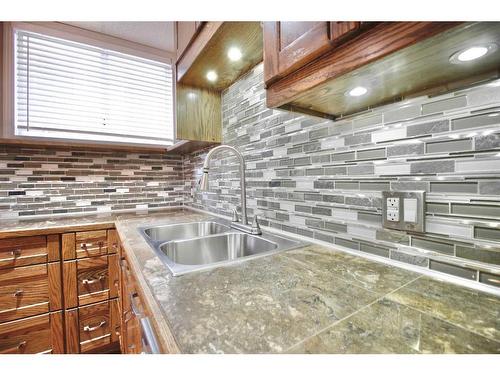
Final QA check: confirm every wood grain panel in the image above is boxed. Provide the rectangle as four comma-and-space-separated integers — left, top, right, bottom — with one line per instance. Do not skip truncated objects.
108, 254, 119, 299
62, 233, 76, 261
176, 84, 221, 142
49, 311, 64, 354
330, 21, 361, 42
0, 313, 52, 354
46, 234, 60, 262
75, 230, 108, 258
0, 264, 49, 323
178, 22, 263, 90
79, 300, 112, 353
48, 262, 62, 311
64, 309, 80, 354
287, 22, 500, 117
266, 22, 461, 111
0, 235, 48, 269
63, 261, 78, 309
76, 255, 109, 306
107, 229, 119, 255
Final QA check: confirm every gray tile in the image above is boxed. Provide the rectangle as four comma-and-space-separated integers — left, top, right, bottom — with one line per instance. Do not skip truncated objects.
479, 272, 500, 288
411, 237, 454, 255
335, 181, 359, 190
456, 245, 500, 265
324, 166, 347, 175
429, 260, 477, 280
348, 164, 374, 175
359, 181, 390, 191
345, 133, 371, 146
452, 111, 500, 130
387, 143, 424, 157
430, 182, 478, 194
426, 138, 472, 154
384, 104, 421, 123
427, 202, 449, 214
475, 133, 500, 151
335, 237, 359, 250
474, 226, 500, 241
352, 114, 382, 130
390, 251, 429, 267
421, 95, 467, 115
451, 203, 500, 218
479, 181, 500, 195
360, 242, 390, 257
314, 180, 334, 189
407, 120, 449, 137
390, 181, 429, 192
332, 151, 355, 161
324, 222, 347, 233
356, 148, 386, 160
410, 160, 455, 174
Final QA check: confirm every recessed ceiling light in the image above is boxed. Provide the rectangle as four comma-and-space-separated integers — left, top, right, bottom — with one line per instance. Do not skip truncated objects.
346, 86, 368, 97
449, 43, 498, 64
206, 70, 217, 82
227, 47, 242, 62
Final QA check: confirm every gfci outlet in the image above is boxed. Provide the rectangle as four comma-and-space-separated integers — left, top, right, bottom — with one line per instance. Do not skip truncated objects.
387, 210, 399, 222
382, 191, 426, 233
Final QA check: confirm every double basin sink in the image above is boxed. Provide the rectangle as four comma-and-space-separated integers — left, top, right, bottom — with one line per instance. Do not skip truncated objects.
139, 218, 303, 276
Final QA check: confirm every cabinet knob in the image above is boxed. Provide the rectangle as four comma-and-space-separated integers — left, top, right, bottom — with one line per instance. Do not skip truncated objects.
14, 289, 24, 297
11, 249, 21, 257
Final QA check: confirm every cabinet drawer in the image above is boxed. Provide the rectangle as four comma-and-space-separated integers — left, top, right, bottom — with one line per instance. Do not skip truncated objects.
0, 311, 64, 354
0, 263, 61, 323
62, 229, 119, 260
63, 254, 119, 309
0, 235, 59, 269
65, 299, 120, 353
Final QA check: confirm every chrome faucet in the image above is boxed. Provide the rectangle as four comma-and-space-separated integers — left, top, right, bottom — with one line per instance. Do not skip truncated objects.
199, 145, 261, 235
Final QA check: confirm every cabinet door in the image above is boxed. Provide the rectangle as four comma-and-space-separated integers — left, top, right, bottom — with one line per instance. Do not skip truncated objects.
263, 22, 331, 84
176, 21, 197, 60
330, 22, 361, 43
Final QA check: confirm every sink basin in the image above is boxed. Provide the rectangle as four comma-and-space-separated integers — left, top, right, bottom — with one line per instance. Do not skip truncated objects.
143, 221, 230, 242
160, 233, 278, 265
139, 217, 304, 276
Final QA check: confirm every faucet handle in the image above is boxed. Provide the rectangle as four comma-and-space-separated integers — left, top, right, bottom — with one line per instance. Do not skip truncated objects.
231, 208, 239, 222
251, 215, 262, 235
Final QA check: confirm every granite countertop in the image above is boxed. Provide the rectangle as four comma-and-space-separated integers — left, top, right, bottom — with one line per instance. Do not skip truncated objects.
2, 208, 499, 353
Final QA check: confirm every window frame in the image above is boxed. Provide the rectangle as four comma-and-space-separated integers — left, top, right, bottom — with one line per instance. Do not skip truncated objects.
2, 22, 177, 150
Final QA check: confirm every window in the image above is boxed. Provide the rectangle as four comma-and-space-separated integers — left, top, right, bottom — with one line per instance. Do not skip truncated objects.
14, 29, 174, 146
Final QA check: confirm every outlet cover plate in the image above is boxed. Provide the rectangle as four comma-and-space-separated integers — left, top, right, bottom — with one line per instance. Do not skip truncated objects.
382, 191, 425, 233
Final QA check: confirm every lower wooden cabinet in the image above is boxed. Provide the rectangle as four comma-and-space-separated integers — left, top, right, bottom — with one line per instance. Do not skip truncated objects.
65, 299, 121, 353
0, 311, 64, 354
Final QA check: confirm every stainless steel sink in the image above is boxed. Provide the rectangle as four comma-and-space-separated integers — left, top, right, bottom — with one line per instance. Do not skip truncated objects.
139, 218, 304, 276
143, 221, 230, 242
160, 233, 278, 266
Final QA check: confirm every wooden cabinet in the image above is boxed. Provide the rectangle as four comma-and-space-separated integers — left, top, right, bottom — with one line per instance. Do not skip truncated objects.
64, 299, 121, 353
61, 228, 121, 353
0, 234, 59, 269
0, 312, 64, 354
263, 21, 366, 85
262, 22, 490, 119
176, 21, 204, 61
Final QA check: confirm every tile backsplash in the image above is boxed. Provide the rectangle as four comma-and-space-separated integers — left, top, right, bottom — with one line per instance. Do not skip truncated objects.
0, 147, 185, 218
185, 63, 500, 286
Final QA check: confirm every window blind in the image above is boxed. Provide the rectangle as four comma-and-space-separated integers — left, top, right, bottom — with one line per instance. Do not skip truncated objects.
15, 29, 174, 146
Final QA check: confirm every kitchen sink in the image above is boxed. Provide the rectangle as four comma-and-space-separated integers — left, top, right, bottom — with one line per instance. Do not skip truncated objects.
143, 221, 230, 242
160, 233, 278, 266
139, 218, 304, 276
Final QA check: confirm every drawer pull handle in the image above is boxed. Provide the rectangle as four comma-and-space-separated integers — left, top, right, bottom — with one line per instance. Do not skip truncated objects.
10, 249, 22, 257
80, 243, 88, 250
14, 289, 24, 297
82, 276, 105, 285
18, 341, 26, 350
83, 320, 107, 332
98, 241, 104, 249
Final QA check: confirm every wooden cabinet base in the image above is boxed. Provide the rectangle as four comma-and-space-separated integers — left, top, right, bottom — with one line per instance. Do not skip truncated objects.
64, 299, 121, 354
0, 311, 64, 354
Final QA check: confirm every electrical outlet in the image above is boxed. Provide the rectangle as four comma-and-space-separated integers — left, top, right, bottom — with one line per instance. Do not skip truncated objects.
387, 210, 399, 222
387, 197, 399, 208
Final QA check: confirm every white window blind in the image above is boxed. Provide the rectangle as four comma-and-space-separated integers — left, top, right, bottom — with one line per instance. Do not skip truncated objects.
15, 29, 174, 146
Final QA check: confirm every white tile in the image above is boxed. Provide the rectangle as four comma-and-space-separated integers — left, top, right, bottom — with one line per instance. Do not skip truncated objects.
375, 163, 411, 175
147, 181, 159, 187
321, 137, 344, 149
15, 169, 33, 175
50, 196, 67, 202
456, 159, 500, 173
372, 127, 407, 143
76, 200, 91, 207
26, 190, 44, 197
348, 225, 377, 240
426, 218, 472, 238
116, 188, 129, 193
332, 208, 357, 221
41, 163, 59, 170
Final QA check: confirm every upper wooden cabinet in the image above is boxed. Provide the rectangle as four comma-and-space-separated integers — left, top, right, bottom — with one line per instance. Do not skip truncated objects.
263, 21, 367, 85
174, 22, 263, 145
175, 21, 204, 62
263, 22, 500, 119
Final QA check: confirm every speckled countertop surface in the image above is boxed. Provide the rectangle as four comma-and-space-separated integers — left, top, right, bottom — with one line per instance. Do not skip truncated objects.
2, 208, 499, 353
